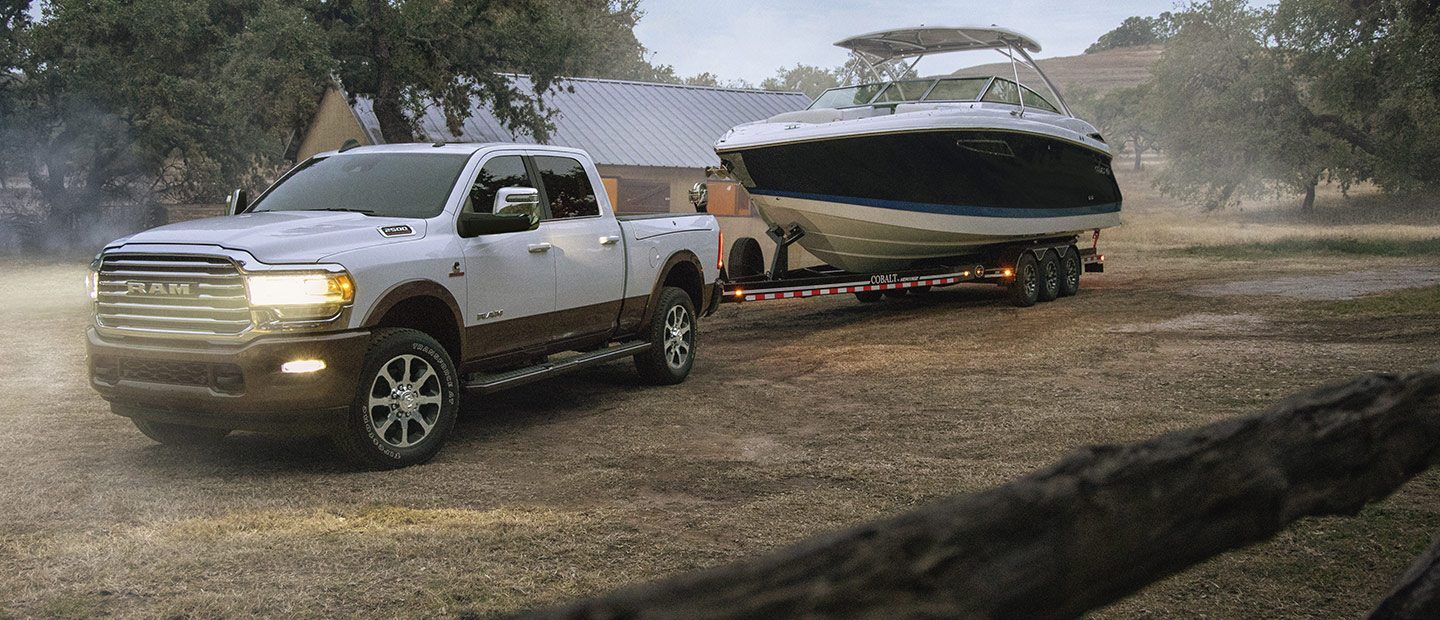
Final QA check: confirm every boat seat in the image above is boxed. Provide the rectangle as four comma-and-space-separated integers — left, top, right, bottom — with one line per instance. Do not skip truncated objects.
765, 109, 843, 124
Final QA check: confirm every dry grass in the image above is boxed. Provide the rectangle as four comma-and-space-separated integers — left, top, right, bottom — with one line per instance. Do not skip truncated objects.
955, 45, 1165, 95
1, 176, 1438, 618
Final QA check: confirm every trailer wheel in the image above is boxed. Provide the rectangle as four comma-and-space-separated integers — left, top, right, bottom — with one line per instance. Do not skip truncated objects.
1059, 246, 1081, 297
1037, 250, 1061, 302
1007, 253, 1040, 307
727, 237, 765, 279
855, 290, 884, 303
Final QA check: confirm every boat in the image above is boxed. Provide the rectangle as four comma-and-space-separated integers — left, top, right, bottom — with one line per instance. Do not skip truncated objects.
713, 26, 1122, 273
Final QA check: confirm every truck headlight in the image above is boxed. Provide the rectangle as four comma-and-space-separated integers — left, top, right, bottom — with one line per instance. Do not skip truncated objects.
246, 272, 354, 321
86, 257, 100, 301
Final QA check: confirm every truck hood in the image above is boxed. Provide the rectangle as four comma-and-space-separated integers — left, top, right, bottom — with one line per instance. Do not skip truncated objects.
107, 211, 428, 263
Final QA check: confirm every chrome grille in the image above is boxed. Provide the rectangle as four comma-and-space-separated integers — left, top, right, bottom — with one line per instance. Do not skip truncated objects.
95, 254, 253, 338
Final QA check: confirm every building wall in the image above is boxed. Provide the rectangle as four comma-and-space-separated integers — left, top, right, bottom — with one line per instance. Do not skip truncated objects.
595, 164, 819, 269
297, 88, 371, 161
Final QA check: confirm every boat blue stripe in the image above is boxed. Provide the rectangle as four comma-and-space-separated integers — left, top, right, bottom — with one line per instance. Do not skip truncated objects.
748, 189, 1122, 218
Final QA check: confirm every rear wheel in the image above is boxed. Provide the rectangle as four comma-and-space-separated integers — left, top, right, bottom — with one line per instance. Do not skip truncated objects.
1007, 253, 1040, 307
635, 287, 697, 385
1037, 250, 1061, 302
855, 290, 884, 303
132, 419, 230, 446
1059, 246, 1081, 297
333, 328, 460, 469
727, 237, 765, 279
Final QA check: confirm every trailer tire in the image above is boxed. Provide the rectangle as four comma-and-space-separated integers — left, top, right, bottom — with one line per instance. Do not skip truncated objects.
728, 237, 766, 279
1059, 246, 1082, 297
855, 290, 884, 303
635, 287, 697, 385
1007, 253, 1040, 307
1037, 250, 1061, 302
333, 328, 460, 469
132, 419, 230, 446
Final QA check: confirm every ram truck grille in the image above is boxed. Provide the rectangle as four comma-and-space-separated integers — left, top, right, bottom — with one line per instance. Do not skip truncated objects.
95, 254, 253, 338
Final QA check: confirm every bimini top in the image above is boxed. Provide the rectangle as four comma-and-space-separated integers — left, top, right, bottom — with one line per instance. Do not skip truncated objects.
835, 26, 1041, 60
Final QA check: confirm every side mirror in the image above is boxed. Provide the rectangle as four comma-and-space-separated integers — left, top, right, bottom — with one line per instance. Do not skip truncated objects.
688, 181, 708, 213
226, 189, 249, 215
458, 212, 537, 238
494, 187, 540, 214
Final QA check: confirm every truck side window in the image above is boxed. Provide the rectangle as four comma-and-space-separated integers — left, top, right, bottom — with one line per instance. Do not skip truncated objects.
534, 156, 600, 219
467, 156, 531, 213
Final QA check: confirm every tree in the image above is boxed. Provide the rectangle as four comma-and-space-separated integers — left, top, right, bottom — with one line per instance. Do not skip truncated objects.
0, 0, 31, 187
761, 64, 840, 98
1070, 85, 1158, 171
1085, 13, 1177, 53
307, 0, 656, 143
1148, 0, 1363, 211
6, 0, 332, 235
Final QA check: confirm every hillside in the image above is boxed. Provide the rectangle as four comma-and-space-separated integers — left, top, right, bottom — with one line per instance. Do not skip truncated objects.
951, 45, 1162, 96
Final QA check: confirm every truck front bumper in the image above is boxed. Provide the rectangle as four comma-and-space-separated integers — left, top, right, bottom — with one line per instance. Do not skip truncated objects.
87, 328, 369, 434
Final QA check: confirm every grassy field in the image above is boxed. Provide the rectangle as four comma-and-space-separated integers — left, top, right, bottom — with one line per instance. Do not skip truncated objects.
1, 170, 1438, 618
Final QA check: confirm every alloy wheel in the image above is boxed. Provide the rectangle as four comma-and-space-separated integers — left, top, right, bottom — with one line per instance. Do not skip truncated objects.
367, 354, 444, 449
663, 305, 693, 370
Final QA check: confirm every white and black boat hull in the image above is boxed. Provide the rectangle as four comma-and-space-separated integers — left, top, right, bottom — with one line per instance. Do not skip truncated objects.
719, 127, 1122, 273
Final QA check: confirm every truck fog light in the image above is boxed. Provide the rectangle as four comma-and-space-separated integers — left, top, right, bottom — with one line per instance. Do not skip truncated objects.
281, 359, 327, 374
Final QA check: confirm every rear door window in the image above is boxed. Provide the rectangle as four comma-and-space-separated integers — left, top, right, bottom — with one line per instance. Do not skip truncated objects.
534, 156, 600, 219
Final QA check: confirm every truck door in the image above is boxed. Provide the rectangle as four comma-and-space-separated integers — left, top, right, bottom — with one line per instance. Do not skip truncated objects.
459, 154, 557, 359
531, 154, 627, 343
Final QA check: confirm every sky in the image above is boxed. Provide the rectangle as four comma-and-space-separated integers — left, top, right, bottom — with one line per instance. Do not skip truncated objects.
633, 0, 1187, 84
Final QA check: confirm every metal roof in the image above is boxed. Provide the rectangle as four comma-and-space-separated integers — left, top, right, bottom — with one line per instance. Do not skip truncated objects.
350, 75, 811, 169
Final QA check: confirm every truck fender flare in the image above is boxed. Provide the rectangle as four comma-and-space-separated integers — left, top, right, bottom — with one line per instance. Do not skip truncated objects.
361, 279, 465, 331
639, 250, 705, 329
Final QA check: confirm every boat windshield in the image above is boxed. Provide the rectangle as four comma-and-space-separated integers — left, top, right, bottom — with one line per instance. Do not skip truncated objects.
808, 75, 1061, 113
809, 83, 887, 109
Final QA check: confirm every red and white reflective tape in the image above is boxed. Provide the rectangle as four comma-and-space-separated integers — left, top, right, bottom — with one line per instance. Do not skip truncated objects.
742, 276, 961, 302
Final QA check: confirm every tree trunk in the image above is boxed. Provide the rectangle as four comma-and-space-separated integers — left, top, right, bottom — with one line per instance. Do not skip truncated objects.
1132, 134, 1144, 171
1301, 176, 1318, 213
1205, 183, 1236, 211
367, 0, 412, 143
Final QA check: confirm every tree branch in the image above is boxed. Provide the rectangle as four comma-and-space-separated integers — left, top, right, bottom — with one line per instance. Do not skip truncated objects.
518, 366, 1440, 620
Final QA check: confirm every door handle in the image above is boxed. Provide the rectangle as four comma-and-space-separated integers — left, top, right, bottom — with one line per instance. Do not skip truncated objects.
527, 242, 552, 253
599, 235, 621, 246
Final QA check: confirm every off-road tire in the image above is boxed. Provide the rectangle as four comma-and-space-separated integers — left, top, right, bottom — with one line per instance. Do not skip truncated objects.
634, 287, 697, 385
1037, 250, 1062, 302
727, 237, 766, 280
1007, 253, 1040, 307
132, 419, 230, 446
1058, 245, 1082, 297
333, 328, 460, 469
855, 290, 884, 303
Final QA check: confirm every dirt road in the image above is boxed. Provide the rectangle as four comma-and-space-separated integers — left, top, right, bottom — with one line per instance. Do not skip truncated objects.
1, 246, 1437, 618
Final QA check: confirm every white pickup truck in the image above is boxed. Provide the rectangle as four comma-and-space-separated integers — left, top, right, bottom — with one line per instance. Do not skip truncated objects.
87, 143, 723, 467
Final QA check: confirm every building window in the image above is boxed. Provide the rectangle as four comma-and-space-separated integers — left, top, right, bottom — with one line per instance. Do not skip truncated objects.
705, 181, 751, 217
615, 178, 670, 213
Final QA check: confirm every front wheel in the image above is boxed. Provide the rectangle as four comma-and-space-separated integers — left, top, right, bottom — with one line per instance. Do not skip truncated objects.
634, 287, 697, 385
132, 418, 230, 446
333, 328, 460, 469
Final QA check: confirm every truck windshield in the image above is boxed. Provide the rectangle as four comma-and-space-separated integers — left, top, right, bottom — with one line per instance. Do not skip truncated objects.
250, 153, 472, 218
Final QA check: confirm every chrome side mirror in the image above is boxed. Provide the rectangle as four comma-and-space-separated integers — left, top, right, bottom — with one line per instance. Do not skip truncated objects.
688, 181, 708, 213
226, 189, 249, 215
494, 186, 541, 229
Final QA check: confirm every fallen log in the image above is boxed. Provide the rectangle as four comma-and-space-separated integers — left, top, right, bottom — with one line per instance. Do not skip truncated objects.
517, 365, 1440, 619
1371, 532, 1440, 619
